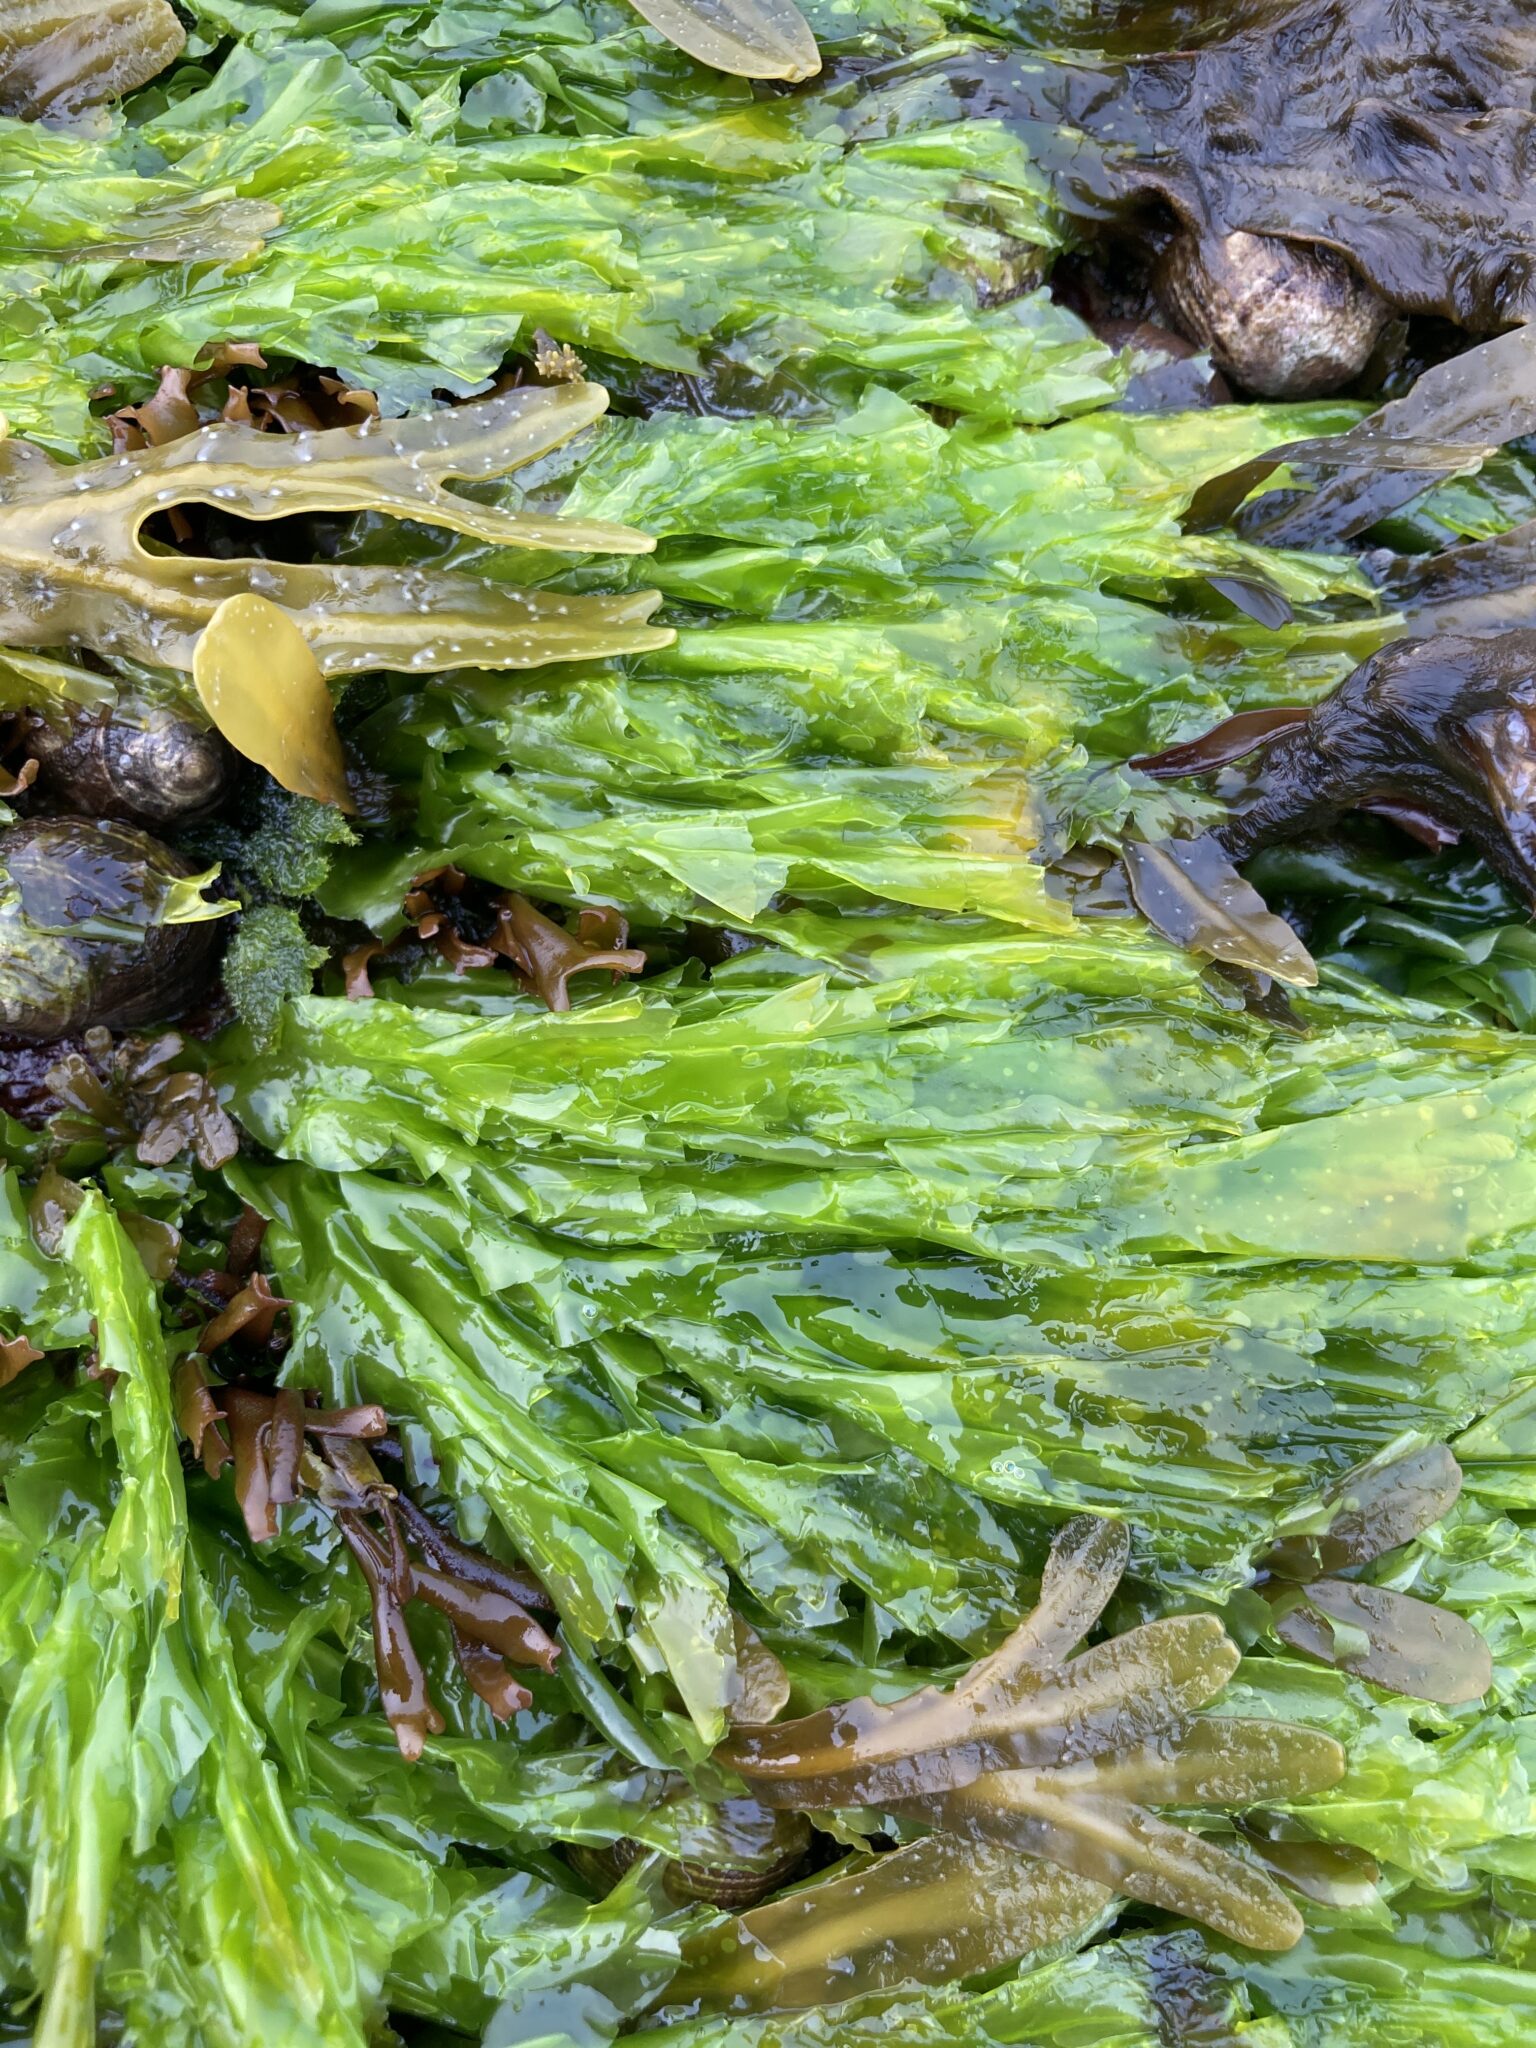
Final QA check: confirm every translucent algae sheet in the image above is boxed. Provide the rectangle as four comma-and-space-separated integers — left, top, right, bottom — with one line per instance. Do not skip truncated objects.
2, 5, 1536, 2045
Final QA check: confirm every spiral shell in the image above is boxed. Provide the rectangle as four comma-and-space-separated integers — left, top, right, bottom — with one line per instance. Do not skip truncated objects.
0, 815, 222, 1042
23, 693, 237, 828
569, 1801, 812, 1909
1154, 229, 1389, 398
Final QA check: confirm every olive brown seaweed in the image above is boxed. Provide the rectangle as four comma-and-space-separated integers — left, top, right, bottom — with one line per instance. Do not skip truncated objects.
715, 1516, 1350, 1961
0, 379, 672, 678
1258, 1444, 1493, 1705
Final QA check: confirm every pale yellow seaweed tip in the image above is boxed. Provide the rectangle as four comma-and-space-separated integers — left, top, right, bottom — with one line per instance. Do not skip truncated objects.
193, 592, 356, 813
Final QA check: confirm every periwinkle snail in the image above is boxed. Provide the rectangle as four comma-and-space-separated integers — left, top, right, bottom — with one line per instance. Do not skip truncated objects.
0, 815, 223, 1042
569, 1798, 812, 1908
19, 686, 237, 828
1153, 231, 1391, 400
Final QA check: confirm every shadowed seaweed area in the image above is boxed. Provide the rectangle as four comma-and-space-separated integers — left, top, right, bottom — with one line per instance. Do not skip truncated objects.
4, 5, 1536, 2047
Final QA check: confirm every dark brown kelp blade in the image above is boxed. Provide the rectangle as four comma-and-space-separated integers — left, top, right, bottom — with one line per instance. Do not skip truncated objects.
1264, 1444, 1464, 1583
392, 1492, 556, 1613
1186, 326, 1536, 548
111, 365, 212, 451
43, 1046, 124, 1143
0, 1331, 44, 1388
106, 347, 377, 449
45, 1032, 237, 1171
1025, 1, 1536, 367
0, 1, 184, 121
28, 1164, 85, 1258
339, 1511, 446, 1761
1211, 632, 1536, 906
1372, 517, 1536, 637
303, 1404, 389, 1439
452, 1630, 534, 1721
196, 1272, 292, 1355
172, 1355, 231, 1478
1271, 1579, 1492, 1706
264, 1387, 305, 1508
622, 0, 820, 79
1357, 799, 1461, 852
1203, 574, 1295, 632
214, 1385, 369, 1531
343, 938, 386, 1001
409, 1562, 560, 1672
196, 1378, 560, 1747
1132, 707, 1312, 781
1122, 836, 1317, 986
225, 1202, 268, 1280
222, 1385, 282, 1543
673, 1833, 1109, 2012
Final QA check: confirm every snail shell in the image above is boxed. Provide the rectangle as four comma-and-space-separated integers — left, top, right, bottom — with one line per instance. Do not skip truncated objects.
569, 1802, 812, 1909
1154, 229, 1390, 399
0, 816, 222, 1042
659, 1811, 811, 1908
22, 693, 237, 828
